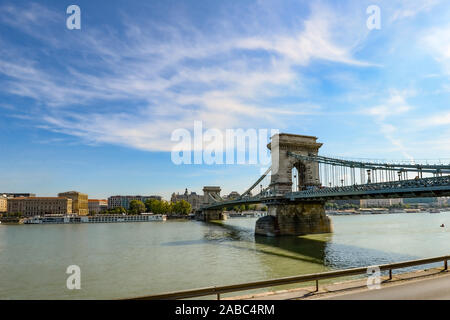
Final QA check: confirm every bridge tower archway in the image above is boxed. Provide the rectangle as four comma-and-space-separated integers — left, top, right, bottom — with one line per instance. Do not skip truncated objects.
268, 133, 322, 196
198, 186, 226, 221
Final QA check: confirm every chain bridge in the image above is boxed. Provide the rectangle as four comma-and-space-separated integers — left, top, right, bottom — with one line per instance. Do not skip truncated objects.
197, 133, 450, 237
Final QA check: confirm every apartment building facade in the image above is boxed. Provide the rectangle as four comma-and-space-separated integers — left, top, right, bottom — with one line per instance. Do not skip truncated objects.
0, 196, 7, 213
88, 199, 108, 214
58, 191, 89, 215
7, 197, 72, 216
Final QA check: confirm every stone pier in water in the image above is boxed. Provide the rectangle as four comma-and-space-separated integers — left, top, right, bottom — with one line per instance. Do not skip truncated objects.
255, 202, 332, 236
255, 133, 332, 237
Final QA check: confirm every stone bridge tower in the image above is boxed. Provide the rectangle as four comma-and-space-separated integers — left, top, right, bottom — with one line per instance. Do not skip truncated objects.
268, 133, 322, 195
256, 133, 332, 236
197, 186, 227, 221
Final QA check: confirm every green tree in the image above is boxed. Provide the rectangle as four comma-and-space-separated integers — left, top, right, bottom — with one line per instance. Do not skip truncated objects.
112, 206, 127, 214
172, 200, 192, 215
129, 200, 146, 215
325, 202, 338, 210
151, 200, 172, 214
145, 199, 159, 213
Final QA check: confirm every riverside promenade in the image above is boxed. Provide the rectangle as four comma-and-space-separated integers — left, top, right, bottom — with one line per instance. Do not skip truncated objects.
227, 267, 450, 300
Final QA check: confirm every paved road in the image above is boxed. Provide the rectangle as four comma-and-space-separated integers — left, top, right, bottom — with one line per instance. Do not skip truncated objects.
323, 273, 450, 300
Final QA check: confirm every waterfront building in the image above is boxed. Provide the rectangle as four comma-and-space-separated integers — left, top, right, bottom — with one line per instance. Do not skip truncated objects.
170, 189, 204, 212
7, 197, 72, 216
58, 191, 89, 216
0, 195, 7, 213
403, 197, 437, 205
88, 199, 108, 214
224, 191, 240, 200
107, 195, 162, 210
360, 198, 403, 208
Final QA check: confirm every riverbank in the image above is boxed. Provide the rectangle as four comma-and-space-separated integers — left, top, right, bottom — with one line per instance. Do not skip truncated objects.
0, 217, 25, 224
326, 207, 444, 215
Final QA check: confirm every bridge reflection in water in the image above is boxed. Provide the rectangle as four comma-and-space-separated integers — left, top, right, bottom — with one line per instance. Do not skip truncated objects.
199, 218, 420, 273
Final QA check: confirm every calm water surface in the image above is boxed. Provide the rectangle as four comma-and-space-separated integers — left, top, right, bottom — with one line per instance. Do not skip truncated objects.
1, 212, 450, 299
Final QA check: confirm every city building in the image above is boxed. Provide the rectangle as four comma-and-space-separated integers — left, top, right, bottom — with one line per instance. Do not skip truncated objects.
107, 195, 162, 210
1, 193, 36, 198
403, 197, 437, 206
360, 198, 403, 208
0, 195, 7, 213
88, 199, 108, 214
224, 191, 240, 200
171, 189, 204, 212
58, 191, 89, 216
7, 197, 72, 216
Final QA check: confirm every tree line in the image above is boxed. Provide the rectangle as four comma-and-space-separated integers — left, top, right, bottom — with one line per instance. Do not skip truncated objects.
100, 199, 192, 215
225, 204, 267, 212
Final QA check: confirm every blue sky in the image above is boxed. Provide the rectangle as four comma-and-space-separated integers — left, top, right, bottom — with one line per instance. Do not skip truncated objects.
1, 0, 450, 200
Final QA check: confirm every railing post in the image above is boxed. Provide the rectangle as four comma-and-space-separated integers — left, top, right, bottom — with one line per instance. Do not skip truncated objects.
445, 260, 448, 271
217, 293, 220, 300
389, 269, 392, 280
315, 280, 319, 292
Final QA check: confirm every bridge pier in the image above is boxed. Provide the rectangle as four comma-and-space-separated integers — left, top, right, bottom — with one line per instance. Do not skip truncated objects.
255, 201, 332, 236
197, 209, 227, 222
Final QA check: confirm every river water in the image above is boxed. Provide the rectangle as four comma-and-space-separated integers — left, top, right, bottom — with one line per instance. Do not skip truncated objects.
1, 212, 450, 299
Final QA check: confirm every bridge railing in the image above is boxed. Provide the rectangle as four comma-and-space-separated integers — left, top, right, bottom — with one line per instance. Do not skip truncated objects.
125, 255, 450, 300
288, 175, 450, 199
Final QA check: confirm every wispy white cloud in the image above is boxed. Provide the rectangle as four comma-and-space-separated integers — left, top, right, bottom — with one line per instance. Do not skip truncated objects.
414, 112, 450, 128
390, 0, 441, 22
421, 24, 450, 74
0, 1, 372, 151
365, 90, 414, 120
364, 90, 415, 160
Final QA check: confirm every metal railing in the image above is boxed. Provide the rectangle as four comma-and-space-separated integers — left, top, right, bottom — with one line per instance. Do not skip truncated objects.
126, 255, 450, 300
287, 152, 450, 173
287, 175, 450, 200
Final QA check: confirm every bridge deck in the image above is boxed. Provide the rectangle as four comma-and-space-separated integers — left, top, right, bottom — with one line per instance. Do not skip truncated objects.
201, 176, 450, 210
